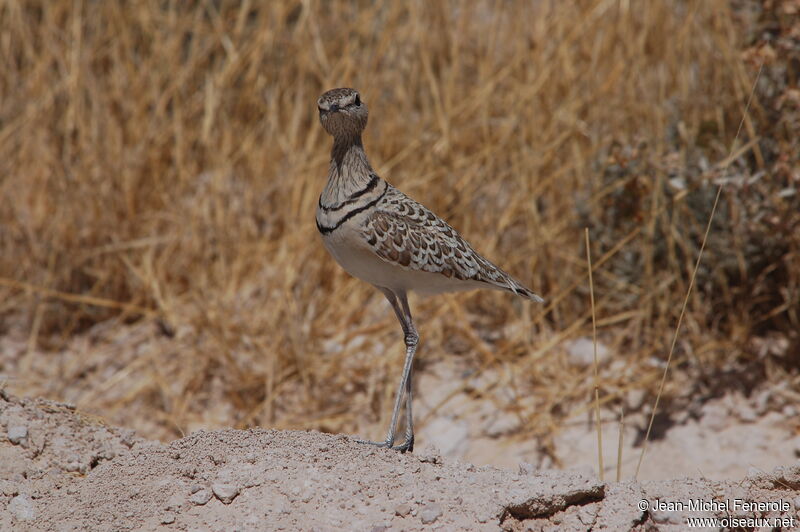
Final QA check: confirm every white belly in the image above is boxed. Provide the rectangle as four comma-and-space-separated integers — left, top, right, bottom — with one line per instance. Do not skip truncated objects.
320, 224, 482, 295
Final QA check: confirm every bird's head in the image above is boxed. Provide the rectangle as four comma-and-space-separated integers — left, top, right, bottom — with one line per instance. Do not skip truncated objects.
317, 88, 368, 138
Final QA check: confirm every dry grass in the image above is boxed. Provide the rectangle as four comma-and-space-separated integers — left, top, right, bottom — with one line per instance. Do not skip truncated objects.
1, 1, 797, 452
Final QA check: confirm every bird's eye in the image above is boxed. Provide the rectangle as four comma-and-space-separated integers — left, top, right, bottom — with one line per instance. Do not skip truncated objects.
354, 94, 361, 106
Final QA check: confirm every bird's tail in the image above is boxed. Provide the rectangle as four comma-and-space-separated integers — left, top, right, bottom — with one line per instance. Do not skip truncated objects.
473, 255, 544, 303
504, 279, 545, 303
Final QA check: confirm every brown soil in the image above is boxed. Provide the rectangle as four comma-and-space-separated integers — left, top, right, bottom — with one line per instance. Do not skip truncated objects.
3, 392, 799, 531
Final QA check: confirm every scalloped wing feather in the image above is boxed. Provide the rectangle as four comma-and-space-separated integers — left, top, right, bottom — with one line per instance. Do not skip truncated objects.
362, 187, 542, 301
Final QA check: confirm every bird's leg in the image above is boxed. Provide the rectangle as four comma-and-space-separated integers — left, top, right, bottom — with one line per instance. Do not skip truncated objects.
355, 288, 417, 452
394, 292, 417, 453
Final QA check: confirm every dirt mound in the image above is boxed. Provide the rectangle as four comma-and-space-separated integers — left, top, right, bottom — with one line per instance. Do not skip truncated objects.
2, 392, 799, 531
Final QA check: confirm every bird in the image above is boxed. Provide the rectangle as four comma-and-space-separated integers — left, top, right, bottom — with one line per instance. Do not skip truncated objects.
315, 87, 543, 453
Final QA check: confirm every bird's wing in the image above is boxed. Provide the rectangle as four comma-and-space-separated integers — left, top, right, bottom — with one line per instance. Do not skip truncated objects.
362, 187, 542, 300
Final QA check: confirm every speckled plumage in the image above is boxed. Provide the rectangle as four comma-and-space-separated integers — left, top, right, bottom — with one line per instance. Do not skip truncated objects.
363, 185, 542, 298
315, 88, 543, 453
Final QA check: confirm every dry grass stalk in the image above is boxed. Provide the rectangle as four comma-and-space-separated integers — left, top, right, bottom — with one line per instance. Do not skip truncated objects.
586, 228, 603, 481
616, 405, 624, 483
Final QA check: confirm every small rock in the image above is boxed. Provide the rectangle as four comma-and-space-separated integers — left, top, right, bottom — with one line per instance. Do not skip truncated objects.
420, 504, 442, 524
9, 494, 36, 521
566, 337, 609, 367
119, 429, 137, 448
418, 448, 442, 464
369, 525, 389, 532
65, 461, 87, 474
394, 503, 411, 517
160, 512, 175, 524
164, 492, 184, 511
7, 426, 28, 445
211, 483, 239, 504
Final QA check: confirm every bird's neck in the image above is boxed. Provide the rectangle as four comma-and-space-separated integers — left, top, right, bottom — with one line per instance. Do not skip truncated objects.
321, 135, 375, 205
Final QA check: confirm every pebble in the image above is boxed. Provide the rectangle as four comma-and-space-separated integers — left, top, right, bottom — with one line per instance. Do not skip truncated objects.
160, 512, 175, 524
164, 492, 184, 511
418, 448, 442, 464
9, 493, 36, 521
119, 429, 137, 448
420, 504, 442, 524
65, 461, 88, 474
189, 488, 212, 505
7, 425, 28, 445
394, 503, 411, 517
211, 483, 240, 504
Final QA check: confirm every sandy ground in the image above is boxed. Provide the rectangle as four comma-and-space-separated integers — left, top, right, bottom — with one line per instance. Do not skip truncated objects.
2, 391, 800, 531
414, 358, 800, 481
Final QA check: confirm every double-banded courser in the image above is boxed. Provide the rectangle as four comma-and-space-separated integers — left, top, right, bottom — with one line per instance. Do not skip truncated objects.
316, 88, 543, 452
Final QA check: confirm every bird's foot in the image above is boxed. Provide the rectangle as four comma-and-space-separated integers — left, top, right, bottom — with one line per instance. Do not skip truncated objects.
392, 435, 414, 453
354, 437, 390, 448
354, 436, 414, 453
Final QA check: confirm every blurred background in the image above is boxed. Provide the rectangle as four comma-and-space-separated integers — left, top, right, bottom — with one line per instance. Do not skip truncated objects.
0, 0, 798, 480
